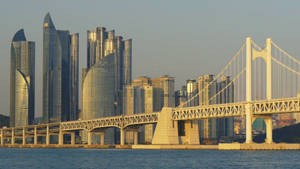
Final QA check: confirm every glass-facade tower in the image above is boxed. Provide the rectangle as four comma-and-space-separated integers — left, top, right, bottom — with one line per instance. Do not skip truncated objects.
43, 13, 79, 123
10, 29, 35, 127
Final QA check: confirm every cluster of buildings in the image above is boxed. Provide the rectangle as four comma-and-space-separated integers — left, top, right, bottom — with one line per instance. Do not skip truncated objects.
175, 75, 234, 144
7, 13, 300, 145
9, 13, 134, 144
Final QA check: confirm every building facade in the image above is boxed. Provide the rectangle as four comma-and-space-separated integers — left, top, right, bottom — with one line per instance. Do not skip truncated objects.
43, 13, 79, 123
175, 75, 234, 144
82, 27, 132, 144
86, 27, 132, 117
10, 29, 35, 127
197, 75, 234, 143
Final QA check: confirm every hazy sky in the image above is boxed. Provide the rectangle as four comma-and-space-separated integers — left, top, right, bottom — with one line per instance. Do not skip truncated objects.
1, 0, 300, 117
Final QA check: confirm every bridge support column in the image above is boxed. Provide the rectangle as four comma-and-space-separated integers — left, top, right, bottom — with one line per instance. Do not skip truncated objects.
1, 129, 3, 145
245, 37, 253, 144
71, 132, 75, 145
58, 128, 63, 145
46, 125, 50, 145
100, 134, 104, 145
152, 107, 179, 144
133, 131, 138, 145
34, 127, 37, 145
264, 115, 273, 144
87, 131, 92, 145
245, 104, 253, 144
11, 129, 15, 145
22, 128, 26, 145
120, 128, 125, 145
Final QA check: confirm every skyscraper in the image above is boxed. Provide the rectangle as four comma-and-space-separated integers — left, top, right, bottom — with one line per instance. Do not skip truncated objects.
82, 26, 132, 144
10, 29, 35, 127
43, 13, 79, 123
86, 27, 132, 116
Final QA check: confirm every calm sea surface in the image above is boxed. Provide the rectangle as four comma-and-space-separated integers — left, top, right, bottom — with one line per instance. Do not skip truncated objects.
0, 148, 300, 169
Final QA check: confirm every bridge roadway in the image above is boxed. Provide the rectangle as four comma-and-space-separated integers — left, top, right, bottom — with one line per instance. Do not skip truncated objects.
1, 97, 300, 146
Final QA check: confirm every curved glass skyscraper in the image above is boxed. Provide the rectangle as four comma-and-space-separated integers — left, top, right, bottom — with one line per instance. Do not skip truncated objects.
82, 53, 115, 144
43, 13, 79, 123
10, 29, 35, 127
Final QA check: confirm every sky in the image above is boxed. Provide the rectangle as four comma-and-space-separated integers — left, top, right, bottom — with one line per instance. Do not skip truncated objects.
1, 0, 300, 117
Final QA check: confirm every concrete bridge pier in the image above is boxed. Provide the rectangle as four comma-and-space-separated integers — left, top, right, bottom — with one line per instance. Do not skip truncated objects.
22, 128, 26, 145
71, 132, 75, 145
133, 131, 138, 145
87, 131, 93, 145
11, 129, 15, 145
46, 125, 50, 145
265, 115, 273, 144
34, 127, 37, 145
254, 115, 273, 143
58, 128, 63, 145
1, 129, 3, 145
152, 107, 179, 145
120, 128, 125, 145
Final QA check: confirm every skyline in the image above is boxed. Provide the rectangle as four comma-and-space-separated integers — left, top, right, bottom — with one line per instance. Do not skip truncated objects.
2, 0, 300, 117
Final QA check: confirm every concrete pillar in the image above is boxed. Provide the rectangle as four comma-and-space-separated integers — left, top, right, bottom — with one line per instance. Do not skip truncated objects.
22, 128, 26, 145
34, 127, 37, 145
1, 129, 3, 145
100, 134, 104, 145
87, 131, 92, 145
58, 128, 63, 145
245, 37, 253, 144
71, 132, 75, 145
266, 38, 272, 100
265, 116, 273, 144
46, 125, 50, 145
152, 107, 179, 144
133, 131, 138, 145
120, 128, 125, 145
11, 129, 15, 145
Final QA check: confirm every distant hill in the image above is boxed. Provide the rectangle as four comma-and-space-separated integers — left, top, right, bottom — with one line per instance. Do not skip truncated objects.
254, 123, 300, 143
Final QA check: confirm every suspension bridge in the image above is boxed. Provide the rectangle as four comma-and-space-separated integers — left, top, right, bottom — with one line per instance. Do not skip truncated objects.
1, 37, 300, 148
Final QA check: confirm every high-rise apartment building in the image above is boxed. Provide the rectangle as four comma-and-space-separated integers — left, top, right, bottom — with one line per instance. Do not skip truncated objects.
43, 13, 79, 123
197, 75, 234, 143
123, 75, 175, 144
82, 26, 132, 144
10, 29, 35, 127
175, 86, 187, 107
175, 75, 234, 143
86, 27, 132, 116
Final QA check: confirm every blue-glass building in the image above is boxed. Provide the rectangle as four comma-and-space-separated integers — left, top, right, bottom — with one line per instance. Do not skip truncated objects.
43, 13, 79, 123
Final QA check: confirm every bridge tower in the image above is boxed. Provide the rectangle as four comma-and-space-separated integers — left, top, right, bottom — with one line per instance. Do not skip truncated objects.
245, 37, 273, 144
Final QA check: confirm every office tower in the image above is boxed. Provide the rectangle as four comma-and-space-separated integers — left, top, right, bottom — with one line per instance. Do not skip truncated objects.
10, 29, 35, 127
70, 34, 79, 121
83, 26, 132, 144
123, 75, 175, 144
43, 13, 79, 123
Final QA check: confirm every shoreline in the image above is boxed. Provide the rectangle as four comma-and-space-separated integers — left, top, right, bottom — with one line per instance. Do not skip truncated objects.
1, 143, 300, 150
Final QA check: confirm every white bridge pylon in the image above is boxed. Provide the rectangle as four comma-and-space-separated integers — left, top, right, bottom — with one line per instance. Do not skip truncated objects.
246, 37, 273, 143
